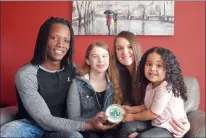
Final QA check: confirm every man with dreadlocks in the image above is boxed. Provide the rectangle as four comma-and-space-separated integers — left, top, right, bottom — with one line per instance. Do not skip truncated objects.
0, 17, 114, 138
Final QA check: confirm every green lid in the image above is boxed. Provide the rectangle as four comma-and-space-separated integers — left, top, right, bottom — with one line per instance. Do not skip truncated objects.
106, 104, 125, 123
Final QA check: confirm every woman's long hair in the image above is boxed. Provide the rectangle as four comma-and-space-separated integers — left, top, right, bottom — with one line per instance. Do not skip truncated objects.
113, 31, 143, 105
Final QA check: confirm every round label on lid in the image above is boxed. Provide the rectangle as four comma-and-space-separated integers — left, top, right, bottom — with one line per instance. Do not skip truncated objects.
105, 104, 125, 123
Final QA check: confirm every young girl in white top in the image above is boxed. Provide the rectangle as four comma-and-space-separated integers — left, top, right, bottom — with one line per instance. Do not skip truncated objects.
122, 47, 190, 138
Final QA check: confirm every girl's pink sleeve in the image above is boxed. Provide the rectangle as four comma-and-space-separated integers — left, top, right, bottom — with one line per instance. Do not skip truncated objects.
150, 86, 172, 115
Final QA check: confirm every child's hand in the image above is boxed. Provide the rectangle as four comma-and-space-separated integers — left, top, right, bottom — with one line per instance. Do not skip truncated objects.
123, 113, 135, 122
122, 105, 134, 113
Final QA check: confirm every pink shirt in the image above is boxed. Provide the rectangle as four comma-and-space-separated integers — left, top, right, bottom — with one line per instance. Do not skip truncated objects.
144, 81, 188, 131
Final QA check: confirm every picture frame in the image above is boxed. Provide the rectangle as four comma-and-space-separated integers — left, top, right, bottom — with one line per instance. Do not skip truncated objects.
72, 1, 175, 36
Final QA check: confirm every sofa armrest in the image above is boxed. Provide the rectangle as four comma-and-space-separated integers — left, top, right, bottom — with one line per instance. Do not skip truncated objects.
185, 110, 205, 138
0, 106, 18, 126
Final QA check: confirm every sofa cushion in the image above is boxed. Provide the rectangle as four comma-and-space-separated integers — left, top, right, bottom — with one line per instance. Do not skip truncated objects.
184, 76, 200, 113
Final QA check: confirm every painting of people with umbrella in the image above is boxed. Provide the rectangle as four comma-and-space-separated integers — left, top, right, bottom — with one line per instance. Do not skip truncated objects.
72, 1, 175, 35
104, 10, 113, 35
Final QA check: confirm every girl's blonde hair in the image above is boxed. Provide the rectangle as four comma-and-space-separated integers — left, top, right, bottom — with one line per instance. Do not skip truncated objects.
76, 41, 123, 104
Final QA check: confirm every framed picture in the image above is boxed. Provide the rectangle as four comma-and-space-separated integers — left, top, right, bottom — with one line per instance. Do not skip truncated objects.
72, 1, 175, 35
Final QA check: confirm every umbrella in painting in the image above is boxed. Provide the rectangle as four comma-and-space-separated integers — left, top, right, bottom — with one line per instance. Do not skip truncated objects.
104, 10, 113, 15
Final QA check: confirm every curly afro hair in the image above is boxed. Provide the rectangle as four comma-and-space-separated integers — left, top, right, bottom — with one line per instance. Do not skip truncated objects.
136, 47, 187, 102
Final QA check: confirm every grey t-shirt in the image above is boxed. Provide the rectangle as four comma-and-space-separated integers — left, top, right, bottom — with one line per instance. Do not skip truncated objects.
15, 63, 85, 132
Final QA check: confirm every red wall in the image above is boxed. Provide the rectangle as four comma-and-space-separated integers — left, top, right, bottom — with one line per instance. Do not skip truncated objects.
1, 2, 205, 111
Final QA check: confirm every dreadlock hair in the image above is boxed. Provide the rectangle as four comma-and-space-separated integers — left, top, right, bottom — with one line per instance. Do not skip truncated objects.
30, 17, 74, 69
136, 47, 188, 102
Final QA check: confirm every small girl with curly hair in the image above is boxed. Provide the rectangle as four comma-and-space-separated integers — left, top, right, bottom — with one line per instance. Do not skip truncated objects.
122, 47, 190, 138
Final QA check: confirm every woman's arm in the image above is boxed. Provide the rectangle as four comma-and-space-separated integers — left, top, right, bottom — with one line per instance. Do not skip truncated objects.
123, 109, 158, 122
169, 118, 190, 137
67, 79, 92, 122
122, 104, 146, 114
15, 68, 85, 132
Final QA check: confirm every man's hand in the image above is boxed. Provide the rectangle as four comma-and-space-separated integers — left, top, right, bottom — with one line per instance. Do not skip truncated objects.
85, 112, 115, 131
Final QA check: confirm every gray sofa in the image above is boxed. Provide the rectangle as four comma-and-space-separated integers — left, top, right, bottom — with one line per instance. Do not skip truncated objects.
0, 76, 205, 137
